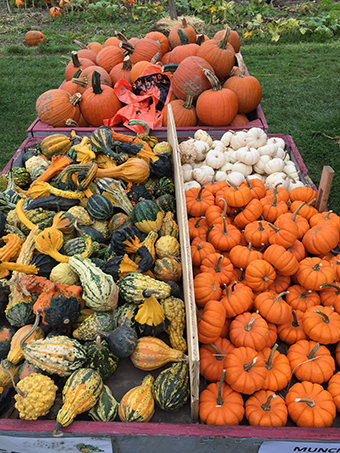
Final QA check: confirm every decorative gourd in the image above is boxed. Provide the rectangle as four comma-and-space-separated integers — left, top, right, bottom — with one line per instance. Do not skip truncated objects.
7, 323, 44, 365
53, 368, 103, 437
50, 262, 79, 286
131, 199, 165, 233
73, 312, 115, 341
85, 336, 119, 380
20, 313, 87, 376
13, 372, 58, 420
119, 272, 171, 304
88, 384, 119, 422
39, 134, 74, 159
0, 325, 16, 359
131, 336, 188, 371
153, 362, 189, 411
0, 359, 20, 388
118, 374, 155, 423
98, 325, 138, 358
135, 290, 170, 336
68, 254, 119, 311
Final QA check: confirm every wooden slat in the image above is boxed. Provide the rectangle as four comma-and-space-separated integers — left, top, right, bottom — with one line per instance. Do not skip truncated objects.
315, 165, 334, 212
167, 105, 200, 422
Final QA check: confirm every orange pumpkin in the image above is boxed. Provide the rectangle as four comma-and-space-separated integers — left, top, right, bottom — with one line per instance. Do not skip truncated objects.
220, 284, 253, 318
25, 31, 45, 47
289, 186, 318, 204
296, 257, 335, 291
319, 282, 340, 313
285, 284, 320, 312
72, 65, 113, 94
254, 290, 291, 325
233, 198, 263, 229
185, 186, 215, 217
163, 96, 197, 128
310, 211, 340, 231
245, 260, 276, 292
327, 372, 340, 412
65, 52, 94, 81
229, 311, 269, 351
302, 305, 340, 345
144, 31, 169, 55
199, 369, 244, 425
200, 253, 234, 287
197, 299, 226, 344
286, 381, 336, 427
168, 18, 197, 49
243, 220, 275, 248
199, 338, 235, 382
194, 272, 222, 307
245, 390, 288, 426
229, 242, 263, 269
224, 346, 268, 395
287, 340, 335, 384
302, 222, 340, 256
190, 236, 216, 267
35, 89, 81, 127
263, 244, 299, 276
277, 308, 308, 345
96, 45, 125, 73
120, 38, 161, 65
209, 220, 241, 253
50, 6, 63, 17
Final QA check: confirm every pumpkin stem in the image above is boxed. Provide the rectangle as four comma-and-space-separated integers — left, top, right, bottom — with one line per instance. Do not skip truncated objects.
182, 95, 194, 110
312, 262, 322, 271
307, 198, 317, 206
314, 309, 330, 323
291, 308, 300, 327
274, 291, 290, 302
257, 221, 265, 231
218, 198, 228, 217
115, 30, 128, 41
206, 224, 215, 242
0, 360, 27, 398
268, 222, 279, 233
122, 55, 133, 71
194, 216, 205, 229
261, 393, 277, 411
71, 50, 82, 68
292, 202, 306, 221
234, 53, 246, 78
196, 185, 206, 202
19, 310, 41, 351
202, 68, 222, 92
227, 180, 238, 191
196, 307, 203, 319
244, 317, 256, 332
237, 267, 245, 282
218, 24, 231, 50
319, 283, 340, 294
223, 283, 231, 297
214, 255, 223, 273
196, 34, 205, 46
299, 289, 312, 299
216, 369, 226, 406
294, 398, 316, 408
73, 39, 89, 49
177, 27, 189, 45
244, 356, 257, 372
208, 343, 225, 361
307, 342, 320, 360
265, 343, 278, 370
91, 70, 103, 95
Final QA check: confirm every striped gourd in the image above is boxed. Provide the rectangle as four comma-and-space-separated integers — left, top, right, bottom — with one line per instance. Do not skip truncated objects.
86, 194, 114, 221
118, 374, 155, 423
0, 359, 20, 388
153, 362, 190, 411
22, 335, 87, 377
88, 384, 119, 422
119, 272, 171, 304
53, 368, 103, 436
131, 199, 164, 233
73, 312, 115, 341
7, 324, 44, 365
39, 134, 73, 159
68, 254, 119, 311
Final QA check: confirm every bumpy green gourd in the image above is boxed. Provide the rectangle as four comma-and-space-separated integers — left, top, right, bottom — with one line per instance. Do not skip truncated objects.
88, 384, 119, 422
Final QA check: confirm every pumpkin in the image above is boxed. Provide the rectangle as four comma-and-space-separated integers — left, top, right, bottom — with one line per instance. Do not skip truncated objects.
191, 235, 216, 267
118, 374, 155, 423
245, 260, 276, 292
223, 54, 262, 114
287, 340, 335, 384
50, 6, 63, 17
296, 257, 335, 291
25, 30, 45, 46
229, 311, 269, 351
327, 372, 340, 412
244, 220, 275, 248
220, 284, 253, 318
36, 90, 81, 127
253, 290, 291, 325
53, 368, 103, 436
245, 391, 288, 427
119, 272, 171, 304
154, 257, 182, 282
197, 26, 235, 80
119, 38, 161, 65
286, 381, 336, 428
193, 272, 222, 307
199, 369, 244, 425
145, 31, 169, 55
224, 346, 268, 395
196, 69, 238, 126
259, 344, 291, 392
199, 338, 235, 382
163, 95, 197, 127
72, 65, 113, 94
168, 18, 197, 49
200, 253, 234, 286
153, 362, 190, 411
277, 308, 308, 345
197, 299, 227, 344
302, 305, 340, 345
95, 45, 125, 72
302, 223, 340, 256
285, 284, 320, 312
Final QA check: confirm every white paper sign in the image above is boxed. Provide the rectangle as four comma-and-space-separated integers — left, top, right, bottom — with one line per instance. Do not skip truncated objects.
259, 440, 340, 453
0, 435, 113, 453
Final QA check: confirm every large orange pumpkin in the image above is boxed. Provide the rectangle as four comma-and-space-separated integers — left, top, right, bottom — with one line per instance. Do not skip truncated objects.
25, 31, 45, 47
36, 89, 81, 127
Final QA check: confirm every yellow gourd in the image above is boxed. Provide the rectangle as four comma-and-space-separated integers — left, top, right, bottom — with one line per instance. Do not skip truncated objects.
161, 296, 187, 353
118, 374, 155, 422
155, 235, 180, 259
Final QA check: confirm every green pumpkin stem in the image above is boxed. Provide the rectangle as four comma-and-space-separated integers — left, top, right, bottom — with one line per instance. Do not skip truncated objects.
216, 369, 226, 405
307, 198, 317, 206
244, 356, 257, 372
208, 343, 225, 361
319, 283, 340, 294
314, 309, 329, 323
182, 94, 194, 110
291, 308, 300, 327
307, 342, 320, 360
244, 317, 256, 332
274, 291, 290, 302
206, 224, 215, 242
265, 343, 278, 370
292, 202, 306, 221
257, 220, 265, 231
177, 27, 190, 45
0, 360, 27, 398
261, 393, 277, 411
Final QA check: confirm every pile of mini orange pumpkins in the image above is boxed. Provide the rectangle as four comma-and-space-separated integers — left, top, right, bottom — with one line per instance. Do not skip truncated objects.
186, 163, 340, 428
34, 18, 262, 130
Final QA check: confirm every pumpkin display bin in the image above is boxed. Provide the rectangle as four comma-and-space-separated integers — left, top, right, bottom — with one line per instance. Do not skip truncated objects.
3, 106, 340, 451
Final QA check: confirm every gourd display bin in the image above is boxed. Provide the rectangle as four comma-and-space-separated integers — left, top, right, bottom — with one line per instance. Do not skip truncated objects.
2, 113, 340, 453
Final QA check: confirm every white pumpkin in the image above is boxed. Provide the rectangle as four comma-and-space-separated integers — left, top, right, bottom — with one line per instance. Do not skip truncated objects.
235, 146, 260, 165
248, 174, 266, 183
246, 127, 267, 148
179, 140, 197, 164
184, 181, 201, 191
219, 161, 233, 173
265, 172, 290, 190
192, 165, 215, 185
230, 131, 248, 150
181, 164, 193, 182
288, 179, 305, 192
193, 129, 213, 147
191, 161, 204, 169
228, 149, 239, 164
264, 157, 285, 175
193, 139, 210, 161
284, 161, 299, 181
232, 161, 253, 176
204, 149, 226, 169
220, 131, 234, 147
257, 143, 278, 157
226, 171, 245, 187
211, 140, 226, 151
253, 155, 272, 174
214, 171, 228, 182
267, 137, 286, 149
274, 147, 286, 160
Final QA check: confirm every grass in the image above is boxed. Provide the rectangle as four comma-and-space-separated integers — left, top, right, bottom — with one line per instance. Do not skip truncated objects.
1, 4, 340, 211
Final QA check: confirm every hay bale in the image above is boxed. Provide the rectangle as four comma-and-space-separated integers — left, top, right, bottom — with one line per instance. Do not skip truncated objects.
150, 15, 206, 36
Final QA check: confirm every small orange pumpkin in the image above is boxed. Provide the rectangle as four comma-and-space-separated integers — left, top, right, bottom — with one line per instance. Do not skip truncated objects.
302, 305, 340, 345
229, 312, 269, 351
245, 390, 288, 427
25, 31, 45, 47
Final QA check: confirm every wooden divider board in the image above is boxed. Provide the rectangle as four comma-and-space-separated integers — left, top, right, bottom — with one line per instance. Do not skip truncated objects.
166, 105, 200, 421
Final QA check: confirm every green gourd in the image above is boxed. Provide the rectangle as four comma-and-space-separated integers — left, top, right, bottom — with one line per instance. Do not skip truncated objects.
98, 325, 138, 358
119, 272, 171, 304
153, 362, 190, 411
88, 384, 119, 422
84, 336, 119, 380
73, 312, 115, 341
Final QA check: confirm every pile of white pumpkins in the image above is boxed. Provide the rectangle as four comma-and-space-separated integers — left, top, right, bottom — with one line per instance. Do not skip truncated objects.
179, 127, 305, 192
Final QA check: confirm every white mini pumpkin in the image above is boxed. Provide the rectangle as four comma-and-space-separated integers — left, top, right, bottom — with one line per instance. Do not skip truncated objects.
235, 146, 260, 166
246, 127, 267, 148
264, 157, 285, 175
257, 143, 277, 157
193, 129, 213, 147
211, 140, 226, 151
284, 161, 299, 181
220, 131, 234, 147
226, 171, 245, 187
230, 131, 248, 150
275, 147, 286, 160
193, 139, 210, 161
179, 140, 197, 164
232, 161, 253, 176
192, 165, 215, 185
204, 149, 226, 169
181, 164, 193, 182
253, 155, 272, 174
267, 137, 286, 150
265, 172, 290, 190
184, 181, 201, 191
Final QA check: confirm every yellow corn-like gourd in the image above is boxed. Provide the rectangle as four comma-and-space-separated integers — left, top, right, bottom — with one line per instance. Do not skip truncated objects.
161, 296, 187, 353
